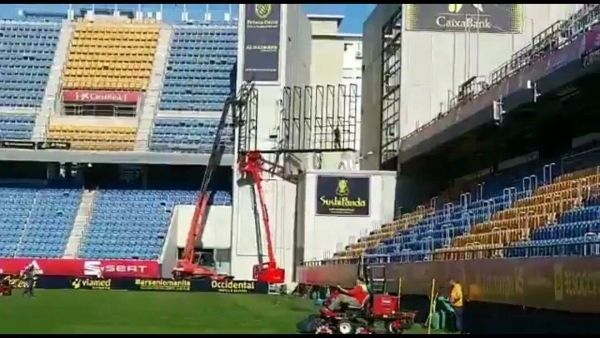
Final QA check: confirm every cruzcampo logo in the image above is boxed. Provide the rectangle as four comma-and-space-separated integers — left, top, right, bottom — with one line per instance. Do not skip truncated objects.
255, 4, 272, 19
336, 179, 350, 197
448, 4, 484, 13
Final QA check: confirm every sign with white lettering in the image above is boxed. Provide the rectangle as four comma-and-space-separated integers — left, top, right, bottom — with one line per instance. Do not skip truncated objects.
316, 176, 370, 216
63, 90, 141, 104
405, 4, 523, 34
243, 4, 281, 82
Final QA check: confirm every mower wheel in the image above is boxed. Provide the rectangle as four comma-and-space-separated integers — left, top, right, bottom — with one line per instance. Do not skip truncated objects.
355, 327, 373, 334
315, 325, 333, 334
385, 320, 404, 334
336, 320, 355, 334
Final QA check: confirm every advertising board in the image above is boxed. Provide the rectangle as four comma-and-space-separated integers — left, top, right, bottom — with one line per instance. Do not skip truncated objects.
208, 280, 261, 293
63, 90, 141, 104
405, 4, 523, 34
243, 4, 281, 82
71, 278, 112, 290
0, 258, 160, 279
0, 275, 270, 294
316, 176, 370, 216
0, 141, 70, 150
132, 279, 191, 292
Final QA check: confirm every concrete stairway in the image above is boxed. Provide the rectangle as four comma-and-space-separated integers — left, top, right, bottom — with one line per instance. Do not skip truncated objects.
134, 24, 173, 151
63, 190, 97, 259
14, 192, 40, 257
33, 19, 73, 142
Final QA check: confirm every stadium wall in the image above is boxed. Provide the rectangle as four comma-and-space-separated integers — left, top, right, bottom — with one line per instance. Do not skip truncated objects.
160, 211, 179, 278
360, 4, 582, 170
231, 4, 312, 283
294, 170, 396, 266
175, 206, 232, 249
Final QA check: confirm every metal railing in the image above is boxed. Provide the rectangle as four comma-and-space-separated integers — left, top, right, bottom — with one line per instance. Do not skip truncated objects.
401, 4, 600, 144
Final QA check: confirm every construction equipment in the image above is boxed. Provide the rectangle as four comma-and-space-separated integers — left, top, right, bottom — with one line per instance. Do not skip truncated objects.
172, 86, 248, 281
172, 82, 285, 284
238, 151, 285, 284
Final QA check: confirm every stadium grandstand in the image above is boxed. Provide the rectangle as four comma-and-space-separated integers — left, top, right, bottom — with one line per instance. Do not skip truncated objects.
0, 3, 365, 287
0, 5, 242, 270
298, 3, 600, 335
7, 2, 600, 334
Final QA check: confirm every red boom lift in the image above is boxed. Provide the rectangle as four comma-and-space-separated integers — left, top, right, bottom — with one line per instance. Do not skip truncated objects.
238, 151, 285, 284
172, 83, 285, 284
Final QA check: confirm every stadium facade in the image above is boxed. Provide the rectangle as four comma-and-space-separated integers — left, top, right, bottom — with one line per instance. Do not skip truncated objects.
0, 4, 381, 286
360, 4, 582, 173
297, 4, 600, 322
231, 5, 378, 282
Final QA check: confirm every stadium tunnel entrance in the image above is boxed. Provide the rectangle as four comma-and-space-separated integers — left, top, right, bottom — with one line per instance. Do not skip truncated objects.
392, 60, 600, 333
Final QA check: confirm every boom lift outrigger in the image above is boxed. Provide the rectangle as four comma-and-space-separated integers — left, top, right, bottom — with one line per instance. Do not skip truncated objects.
172, 83, 285, 283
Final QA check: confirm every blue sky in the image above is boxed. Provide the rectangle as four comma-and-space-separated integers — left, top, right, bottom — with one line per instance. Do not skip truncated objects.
0, 4, 374, 34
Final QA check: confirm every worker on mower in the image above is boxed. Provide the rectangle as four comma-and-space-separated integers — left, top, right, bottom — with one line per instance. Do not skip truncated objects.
321, 276, 369, 316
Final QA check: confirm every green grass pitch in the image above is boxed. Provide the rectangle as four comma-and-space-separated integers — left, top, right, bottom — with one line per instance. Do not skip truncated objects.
0, 290, 317, 334
0, 289, 440, 334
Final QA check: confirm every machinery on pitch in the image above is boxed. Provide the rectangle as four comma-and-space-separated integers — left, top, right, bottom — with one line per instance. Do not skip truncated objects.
299, 258, 416, 334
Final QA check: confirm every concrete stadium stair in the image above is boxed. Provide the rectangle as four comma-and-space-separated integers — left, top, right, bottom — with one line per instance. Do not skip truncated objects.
33, 19, 73, 142
134, 24, 173, 151
63, 190, 97, 259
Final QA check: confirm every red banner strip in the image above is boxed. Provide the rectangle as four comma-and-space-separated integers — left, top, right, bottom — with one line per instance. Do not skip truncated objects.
63, 90, 141, 104
0, 258, 160, 279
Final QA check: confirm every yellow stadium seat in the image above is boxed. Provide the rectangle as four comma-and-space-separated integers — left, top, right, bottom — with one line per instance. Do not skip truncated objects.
47, 125, 137, 152
433, 168, 600, 261
63, 20, 160, 91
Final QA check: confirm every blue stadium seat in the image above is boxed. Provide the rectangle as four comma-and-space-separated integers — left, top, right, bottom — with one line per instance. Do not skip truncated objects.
159, 24, 237, 112
78, 189, 232, 260
359, 146, 600, 263
149, 117, 234, 154
0, 188, 82, 258
0, 20, 61, 109
0, 114, 36, 140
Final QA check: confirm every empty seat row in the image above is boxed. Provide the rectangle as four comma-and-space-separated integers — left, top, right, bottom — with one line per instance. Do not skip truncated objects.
0, 20, 60, 108
0, 187, 82, 259
64, 20, 160, 92
46, 125, 136, 152
149, 118, 234, 154
159, 25, 237, 113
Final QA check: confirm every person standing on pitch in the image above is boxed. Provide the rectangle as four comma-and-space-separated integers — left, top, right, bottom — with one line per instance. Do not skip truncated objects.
22, 265, 35, 298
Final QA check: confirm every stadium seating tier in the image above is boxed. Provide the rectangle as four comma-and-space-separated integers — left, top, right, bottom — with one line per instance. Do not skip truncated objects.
0, 188, 82, 258
327, 154, 600, 265
46, 124, 137, 151
149, 117, 234, 154
0, 114, 36, 141
62, 20, 159, 91
159, 24, 237, 112
78, 189, 232, 260
0, 21, 61, 109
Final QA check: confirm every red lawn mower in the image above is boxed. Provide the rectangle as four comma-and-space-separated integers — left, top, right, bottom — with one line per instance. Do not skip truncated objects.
299, 262, 416, 334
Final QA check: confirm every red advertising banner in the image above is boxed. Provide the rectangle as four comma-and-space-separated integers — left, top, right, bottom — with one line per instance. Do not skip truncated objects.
0, 258, 160, 279
62, 90, 141, 104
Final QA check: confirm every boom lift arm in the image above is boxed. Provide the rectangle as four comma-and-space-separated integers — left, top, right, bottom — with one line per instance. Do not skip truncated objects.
182, 97, 231, 262
173, 85, 253, 280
